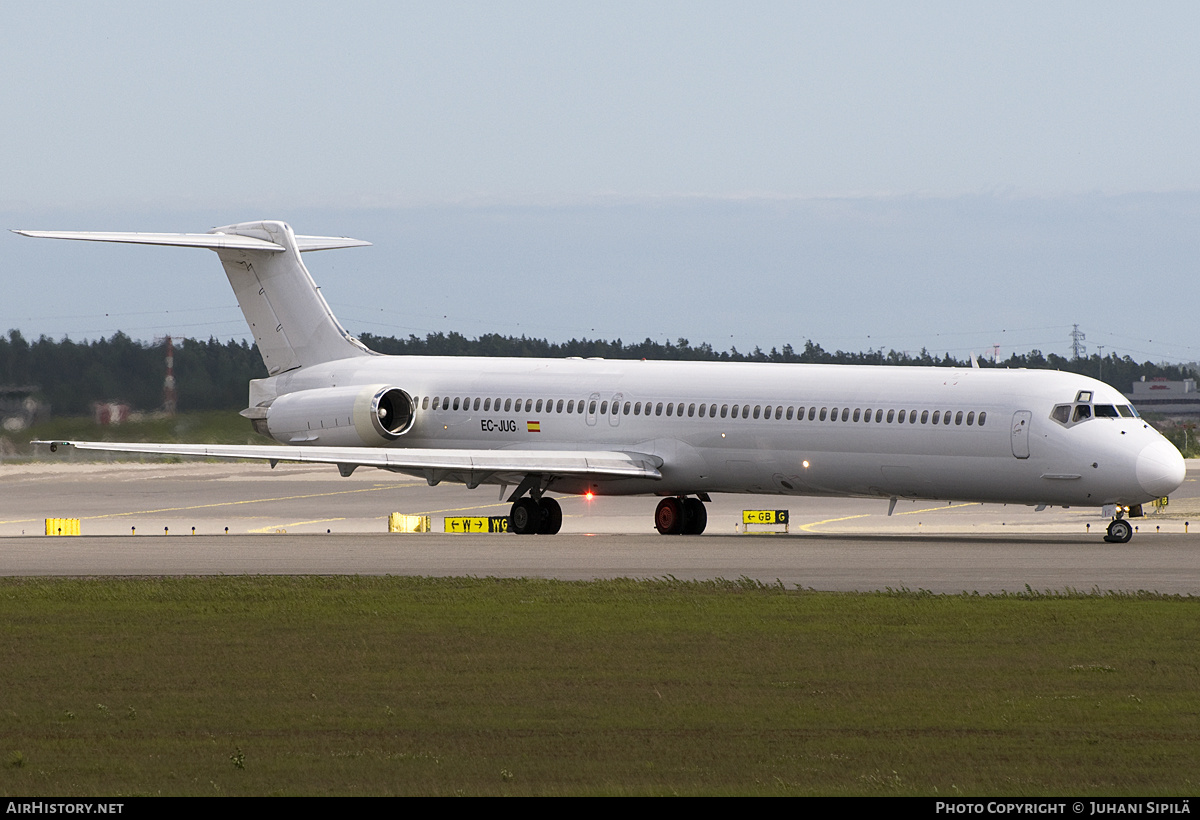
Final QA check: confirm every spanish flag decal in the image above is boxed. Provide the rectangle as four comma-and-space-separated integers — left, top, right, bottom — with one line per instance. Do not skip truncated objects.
527, 421, 541, 433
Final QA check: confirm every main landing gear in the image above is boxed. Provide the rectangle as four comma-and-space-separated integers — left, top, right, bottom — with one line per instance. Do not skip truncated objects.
508, 496, 562, 535
654, 496, 708, 535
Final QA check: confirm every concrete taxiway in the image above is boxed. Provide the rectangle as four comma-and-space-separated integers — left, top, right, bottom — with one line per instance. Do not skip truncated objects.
2, 459, 1198, 592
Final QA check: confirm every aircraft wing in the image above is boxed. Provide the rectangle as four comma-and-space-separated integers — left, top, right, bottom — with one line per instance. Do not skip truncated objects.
33, 440, 663, 483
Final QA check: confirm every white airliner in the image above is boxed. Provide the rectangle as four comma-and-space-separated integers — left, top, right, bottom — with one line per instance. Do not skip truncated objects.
14, 220, 1186, 542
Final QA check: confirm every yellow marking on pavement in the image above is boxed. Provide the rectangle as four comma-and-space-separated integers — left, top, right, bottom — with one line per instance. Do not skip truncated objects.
74, 483, 419, 522
798, 514, 870, 532
896, 502, 980, 516
249, 517, 346, 534
417, 501, 511, 515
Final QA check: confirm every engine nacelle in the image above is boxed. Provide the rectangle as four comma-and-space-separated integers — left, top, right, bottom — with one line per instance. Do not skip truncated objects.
260, 385, 414, 446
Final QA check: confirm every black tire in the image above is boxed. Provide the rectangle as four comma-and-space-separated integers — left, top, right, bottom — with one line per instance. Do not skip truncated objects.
509, 497, 541, 535
682, 497, 708, 535
1105, 518, 1133, 544
655, 497, 685, 535
538, 497, 563, 535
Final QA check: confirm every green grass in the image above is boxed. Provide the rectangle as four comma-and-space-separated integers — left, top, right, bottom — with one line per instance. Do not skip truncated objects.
1, 577, 1197, 796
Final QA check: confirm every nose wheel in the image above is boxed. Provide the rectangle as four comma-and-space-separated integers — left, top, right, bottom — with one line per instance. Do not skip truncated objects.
1104, 518, 1133, 544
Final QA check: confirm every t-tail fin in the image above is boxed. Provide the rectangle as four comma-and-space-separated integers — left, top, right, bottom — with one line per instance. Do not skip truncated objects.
12, 220, 374, 374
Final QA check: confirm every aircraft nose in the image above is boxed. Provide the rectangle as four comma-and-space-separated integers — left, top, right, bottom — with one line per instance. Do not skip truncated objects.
1136, 440, 1186, 499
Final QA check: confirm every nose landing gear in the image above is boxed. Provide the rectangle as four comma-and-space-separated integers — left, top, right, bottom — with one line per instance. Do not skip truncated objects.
1104, 517, 1133, 544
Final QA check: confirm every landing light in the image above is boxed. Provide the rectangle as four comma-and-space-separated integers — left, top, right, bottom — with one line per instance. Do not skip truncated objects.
585, 491, 594, 501
802, 460, 810, 469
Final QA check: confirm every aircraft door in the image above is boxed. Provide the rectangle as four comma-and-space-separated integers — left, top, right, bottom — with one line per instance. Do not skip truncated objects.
585, 392, 600, 427
609, 393, 623, 427
1011, 411, 1032, 459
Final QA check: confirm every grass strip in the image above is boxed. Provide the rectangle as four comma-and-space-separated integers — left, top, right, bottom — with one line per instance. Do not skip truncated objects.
1, 576, 1197, 796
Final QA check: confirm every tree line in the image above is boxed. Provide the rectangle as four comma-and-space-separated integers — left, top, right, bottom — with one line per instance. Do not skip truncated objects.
0, 328, 1192, 417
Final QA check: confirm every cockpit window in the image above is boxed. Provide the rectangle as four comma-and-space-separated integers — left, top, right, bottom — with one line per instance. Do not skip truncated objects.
1075, 390, 1093, 403
1051, 405, 1071, 424
1072, 404, 1092, 422
1094, 404, 1119, 418
1117, 405, 1135, 418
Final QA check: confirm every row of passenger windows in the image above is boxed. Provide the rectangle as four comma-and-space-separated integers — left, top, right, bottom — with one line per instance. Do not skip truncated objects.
413, 394, 987, 427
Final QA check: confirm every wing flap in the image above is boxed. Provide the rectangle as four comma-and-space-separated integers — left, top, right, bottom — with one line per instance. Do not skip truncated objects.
33, 441, 663, 480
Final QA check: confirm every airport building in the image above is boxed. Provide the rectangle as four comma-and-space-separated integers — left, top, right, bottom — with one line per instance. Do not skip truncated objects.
1130, 377, 1200, 417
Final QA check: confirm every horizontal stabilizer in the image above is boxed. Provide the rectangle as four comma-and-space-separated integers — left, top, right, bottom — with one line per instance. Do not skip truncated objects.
11, 229, 370, 253
33, 441, 664, 482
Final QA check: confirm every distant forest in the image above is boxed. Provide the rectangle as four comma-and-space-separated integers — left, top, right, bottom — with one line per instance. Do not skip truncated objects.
0, 329, 1193, 417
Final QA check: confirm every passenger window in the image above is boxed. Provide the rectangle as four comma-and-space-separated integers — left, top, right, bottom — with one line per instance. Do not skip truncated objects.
875, 409, 883, 423
897, 409, 905, 423
665, 403, 673, 417
655, 402, 663, 416
482, 398, 490, 411
887, 410, 895, 423
623, 401, 631, 415
633, 402, 641, 415
853, 409, 861, 422
978, 411, 987, 426
841, 408, 850, 422
452, 397, 460, 411
819, 407, 828, 421
943, 411, 952, 425
600, 401, 608, 415
422, 396, 430, 410
688, 403, 695, 417
536, 400, 543, 412
709, 404, 717, 417
921, 410, 929, 424
472, 398, 480, 411
808, 407, 816, 421
753, 405, 761, 419
1073, 405, 1091, 422
720, 404, 728, 418
731, 405, 740, 419
931, 411, 940, 424
786, 407, 794, 420
955, 411, 963, 425
966, 411, 975, 425
557, 400, 565, 413
698, 404, 706, 418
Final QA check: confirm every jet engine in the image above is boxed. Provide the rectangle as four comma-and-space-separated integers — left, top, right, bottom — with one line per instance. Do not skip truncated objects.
259, 384, 414, 446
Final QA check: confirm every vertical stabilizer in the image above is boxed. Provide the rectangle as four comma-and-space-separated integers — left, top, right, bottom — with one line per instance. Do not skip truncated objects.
210, 221, 372, 374
12, 220, 374, 374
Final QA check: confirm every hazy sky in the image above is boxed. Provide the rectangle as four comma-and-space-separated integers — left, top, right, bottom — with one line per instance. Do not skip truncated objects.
3, 2, 1199, 365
